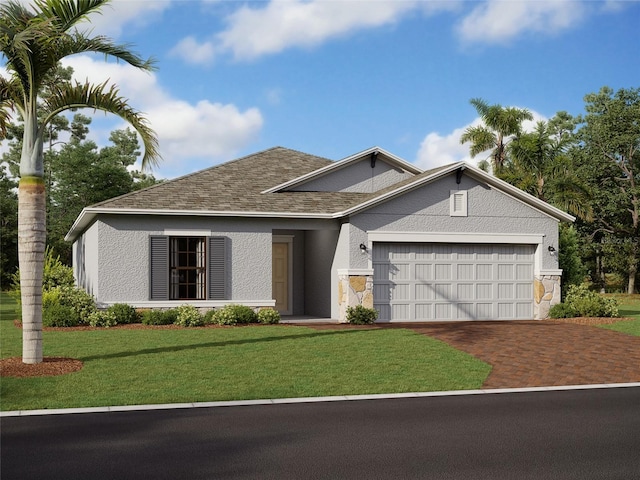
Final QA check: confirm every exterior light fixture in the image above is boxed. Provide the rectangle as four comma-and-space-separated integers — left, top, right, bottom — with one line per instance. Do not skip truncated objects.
548, 246, 556, 253
359, 243, 368, 253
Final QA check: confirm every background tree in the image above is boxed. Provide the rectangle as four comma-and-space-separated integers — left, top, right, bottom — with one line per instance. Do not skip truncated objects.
0, 163, 18, 289
460, 98, 533, 174
0, 0, 159, 364
575, 86, 640, 294
502, 113, 593, 221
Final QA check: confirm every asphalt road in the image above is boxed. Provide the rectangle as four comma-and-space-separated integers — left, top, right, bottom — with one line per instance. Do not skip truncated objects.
2, 387, 640, 480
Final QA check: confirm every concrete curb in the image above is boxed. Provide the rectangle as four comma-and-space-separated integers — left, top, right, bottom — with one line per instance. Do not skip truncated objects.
2, 382, 639, 418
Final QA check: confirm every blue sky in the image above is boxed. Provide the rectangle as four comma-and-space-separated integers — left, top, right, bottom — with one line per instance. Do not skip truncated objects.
4, 0, 640, 178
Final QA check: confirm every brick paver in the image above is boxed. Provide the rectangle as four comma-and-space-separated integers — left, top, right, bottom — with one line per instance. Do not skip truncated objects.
403, 321, 640, 388
304, 321, 640, 389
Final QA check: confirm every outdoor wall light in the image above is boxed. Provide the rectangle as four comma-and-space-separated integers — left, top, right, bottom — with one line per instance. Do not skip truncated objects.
548, 246, 556, 253
359, 243, 368, 253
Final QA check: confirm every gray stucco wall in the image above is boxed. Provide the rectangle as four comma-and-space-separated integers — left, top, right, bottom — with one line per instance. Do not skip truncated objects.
349, 173, 560, 271
304, 229, 338, 317
89, 215, 273, 304
291, 159, 413, 193
73, 221, 100, 298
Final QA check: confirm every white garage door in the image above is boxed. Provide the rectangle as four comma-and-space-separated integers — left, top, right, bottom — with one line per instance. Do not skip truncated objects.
373, 243, 534, 321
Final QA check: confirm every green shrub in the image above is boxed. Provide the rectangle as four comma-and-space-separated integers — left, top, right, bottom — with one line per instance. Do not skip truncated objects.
203, 309, 217, 325
42, 247, 75, 291
346, 305, 378, 324
141, 309, 176, 326
563, 284, 620, 318
211, 306, 238, 326
212, 304, 257, 325
257, 308, 280, 324
42, 288, 62, 309
88, 310, 118, 328
56, 286, 97, 324
549, 303, 578, 319
43, 304, 80, 327
175, 304, 204, 327
107, 303, 138, 324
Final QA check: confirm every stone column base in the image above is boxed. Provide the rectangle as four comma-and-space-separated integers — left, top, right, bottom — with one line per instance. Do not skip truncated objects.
337, 270, 374, 323
534, 275, 561, 319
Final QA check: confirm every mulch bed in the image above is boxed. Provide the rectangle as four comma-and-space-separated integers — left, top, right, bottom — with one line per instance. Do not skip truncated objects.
0, 356, 83, 378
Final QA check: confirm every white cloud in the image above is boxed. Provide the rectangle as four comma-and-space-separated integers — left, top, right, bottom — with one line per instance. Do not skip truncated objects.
62, 55, 263, 177
218, 0, 419, 60
169, 37, 216, 66
170, 0, 449, 65
416, 110, 547, 170
457, 0, 586, 44
77, 0, 171, 38
416, 121, 480, 170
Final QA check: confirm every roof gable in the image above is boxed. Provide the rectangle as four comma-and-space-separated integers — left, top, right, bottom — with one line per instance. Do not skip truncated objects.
262, 146, 422, 194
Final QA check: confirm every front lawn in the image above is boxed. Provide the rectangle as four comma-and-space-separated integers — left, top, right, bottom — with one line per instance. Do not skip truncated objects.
0, 292, 490, 411
598, 294, 640, 336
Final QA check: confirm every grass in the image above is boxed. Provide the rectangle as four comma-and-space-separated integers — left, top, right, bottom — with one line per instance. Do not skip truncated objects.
598, 294, 640, 336
0, 292, 490, 411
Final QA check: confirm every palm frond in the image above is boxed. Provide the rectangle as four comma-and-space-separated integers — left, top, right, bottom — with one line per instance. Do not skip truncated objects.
44, 80, 161, 169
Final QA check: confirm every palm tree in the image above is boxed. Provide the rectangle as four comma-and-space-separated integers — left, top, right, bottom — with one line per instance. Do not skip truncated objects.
0, 0, 160, 364
504, 117, 593, 221
460, 98, 533, 174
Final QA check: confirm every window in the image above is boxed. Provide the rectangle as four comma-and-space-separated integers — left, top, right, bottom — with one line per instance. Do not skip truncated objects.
150, 236, 226, 301
170, 237, 206, 300
450, 190, 468, 217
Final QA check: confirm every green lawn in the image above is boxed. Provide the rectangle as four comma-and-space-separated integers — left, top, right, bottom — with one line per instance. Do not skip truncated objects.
598, 294, 640, 336
1, 292, 490, 411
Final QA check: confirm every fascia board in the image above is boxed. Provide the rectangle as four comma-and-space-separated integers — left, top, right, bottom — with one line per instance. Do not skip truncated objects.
64, 207, 336, 242
261, 146, 423, 194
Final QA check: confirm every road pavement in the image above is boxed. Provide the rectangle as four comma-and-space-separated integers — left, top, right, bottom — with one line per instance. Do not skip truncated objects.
2, 387, 640, 479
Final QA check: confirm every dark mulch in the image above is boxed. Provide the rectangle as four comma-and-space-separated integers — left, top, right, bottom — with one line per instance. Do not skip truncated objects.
0, 356, 83, 378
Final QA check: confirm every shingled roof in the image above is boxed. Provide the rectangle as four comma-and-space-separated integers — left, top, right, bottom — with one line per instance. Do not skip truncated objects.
91, 146, 381, 214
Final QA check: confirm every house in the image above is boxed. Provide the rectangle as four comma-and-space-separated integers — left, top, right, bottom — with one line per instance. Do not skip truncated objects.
65, 146, 575, 322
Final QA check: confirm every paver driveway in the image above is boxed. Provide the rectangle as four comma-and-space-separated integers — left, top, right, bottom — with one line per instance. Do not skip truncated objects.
306, 320, 640, 389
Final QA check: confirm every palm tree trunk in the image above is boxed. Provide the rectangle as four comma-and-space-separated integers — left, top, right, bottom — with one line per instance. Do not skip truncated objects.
18, 176, 46, 364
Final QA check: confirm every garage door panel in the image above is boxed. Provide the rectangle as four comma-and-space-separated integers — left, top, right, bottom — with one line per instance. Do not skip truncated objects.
415, 303, 433, 320
373, 243, 534, 321
498, 283, 514, 299
415, 284, 434, 301
457, 283, 474, 300
392, 283, 410, 301
457, 264, 474, 280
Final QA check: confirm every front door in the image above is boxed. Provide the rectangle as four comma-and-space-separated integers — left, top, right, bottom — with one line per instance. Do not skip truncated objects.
272, 242, 290, 314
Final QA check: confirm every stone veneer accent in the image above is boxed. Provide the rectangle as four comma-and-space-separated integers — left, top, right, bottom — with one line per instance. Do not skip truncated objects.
534, 275, 561, 319
337, 272, 374, 323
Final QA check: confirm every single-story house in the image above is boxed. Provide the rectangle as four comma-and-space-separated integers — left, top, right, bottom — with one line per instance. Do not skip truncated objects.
65, 146, 575, 322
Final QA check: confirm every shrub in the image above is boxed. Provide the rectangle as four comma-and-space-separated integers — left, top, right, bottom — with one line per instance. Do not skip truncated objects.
346, 305, 378, 324
56, 286, 97, 324
211, 306, 238, 326
141, 309, 176, 326
88, 310, 118, 328
107, 303, 138, 325
548, 303, 578, 319
563, 284, 620, 318
257, 308, 280, 324
203, 309, 217, 325
42, 288, 62, 309
42, 247, 75, 291
43, 304, 80, 327
175, 304, 204, 327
